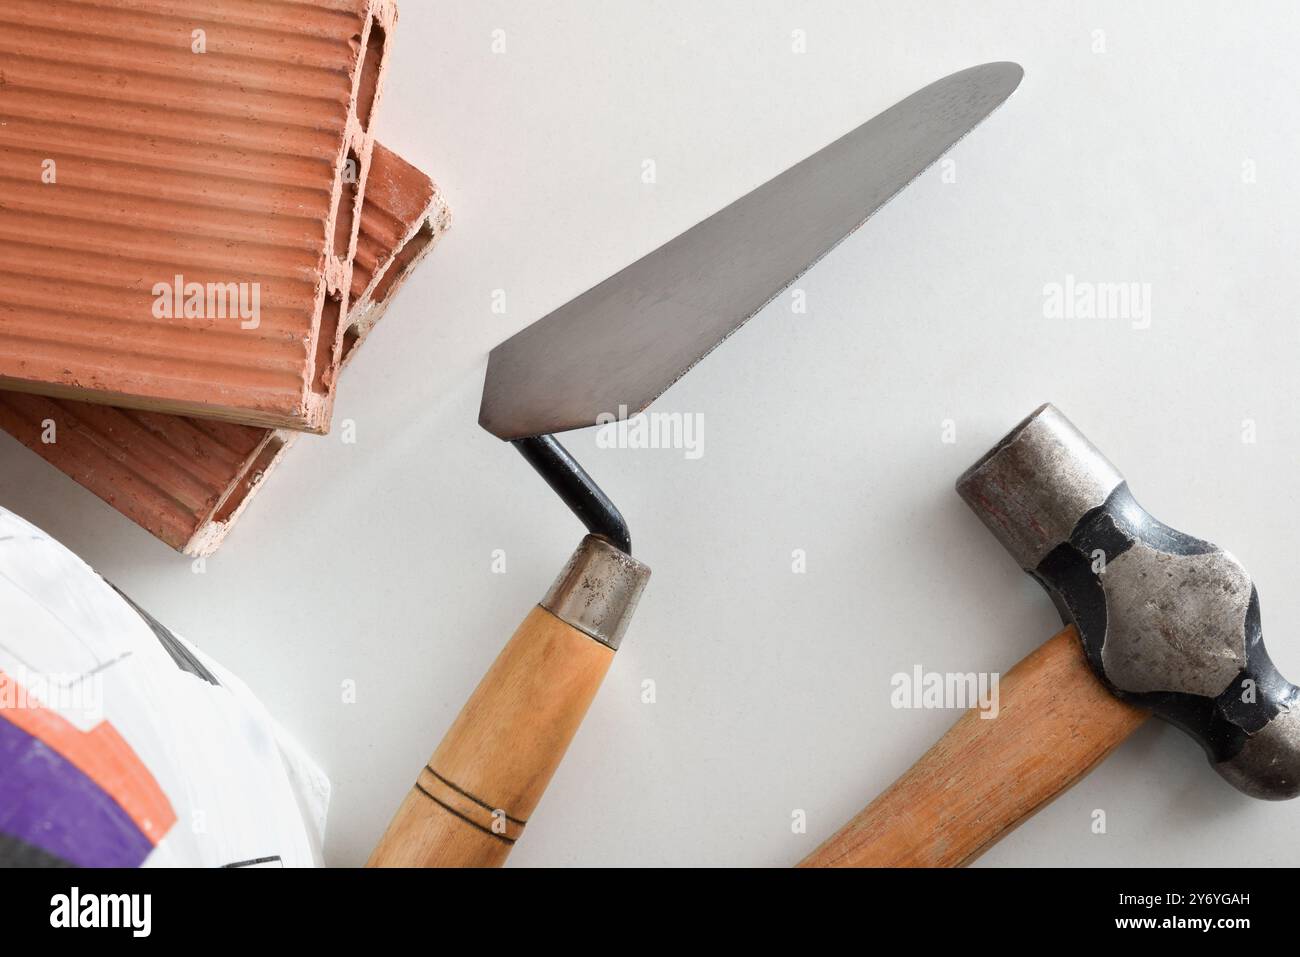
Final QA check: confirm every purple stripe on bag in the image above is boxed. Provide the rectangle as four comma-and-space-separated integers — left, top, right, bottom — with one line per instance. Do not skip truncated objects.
0, 717, 152, 867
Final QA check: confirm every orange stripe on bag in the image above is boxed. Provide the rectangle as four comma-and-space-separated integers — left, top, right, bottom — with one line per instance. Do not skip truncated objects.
0, 670, 176, 845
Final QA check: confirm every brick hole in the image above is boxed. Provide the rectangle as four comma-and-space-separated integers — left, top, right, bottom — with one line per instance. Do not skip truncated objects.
311, 294, 343, 395
332, 147, 361, 259
371, 220, 436, 304
356, 19, 386, 131
212, 436, 287, 525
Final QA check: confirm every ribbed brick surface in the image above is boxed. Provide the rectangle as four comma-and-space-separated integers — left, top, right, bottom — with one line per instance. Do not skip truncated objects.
0, 0, 397, 432
0, 145, 449, 555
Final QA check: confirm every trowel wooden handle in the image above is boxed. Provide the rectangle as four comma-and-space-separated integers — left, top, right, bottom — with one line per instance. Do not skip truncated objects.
368, 606, 614, 866
799, 625, 1150, 868
368, 536, 649, 867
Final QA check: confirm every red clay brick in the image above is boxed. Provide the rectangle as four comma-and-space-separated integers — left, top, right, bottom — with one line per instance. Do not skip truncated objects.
0, 145, 450, 555
0, 0, 398, 432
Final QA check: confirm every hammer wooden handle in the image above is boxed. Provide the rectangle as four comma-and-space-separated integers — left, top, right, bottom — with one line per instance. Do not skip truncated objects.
799, 626, 1150, 867
368, 606, 614, 867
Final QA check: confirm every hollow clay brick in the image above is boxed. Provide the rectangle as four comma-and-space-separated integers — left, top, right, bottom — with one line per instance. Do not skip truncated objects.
0, 145, 450, 556
0, 0, 398, 432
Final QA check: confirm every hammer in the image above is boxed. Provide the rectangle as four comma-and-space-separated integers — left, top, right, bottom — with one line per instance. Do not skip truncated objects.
802, 403, 1300, 867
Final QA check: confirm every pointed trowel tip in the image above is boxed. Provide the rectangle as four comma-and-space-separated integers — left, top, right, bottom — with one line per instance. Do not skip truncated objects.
944, 61, 1023, 97
928, 61, 1023, 137
977, 60, 1025, 95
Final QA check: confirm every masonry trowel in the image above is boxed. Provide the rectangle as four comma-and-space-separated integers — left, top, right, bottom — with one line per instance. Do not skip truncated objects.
369, 62, 1023, 866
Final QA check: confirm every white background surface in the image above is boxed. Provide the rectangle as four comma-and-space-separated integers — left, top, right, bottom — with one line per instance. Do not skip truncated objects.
3, 0, 1299, 866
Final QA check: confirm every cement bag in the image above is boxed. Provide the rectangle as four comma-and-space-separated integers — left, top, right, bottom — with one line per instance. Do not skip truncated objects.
0, 505, 327, 867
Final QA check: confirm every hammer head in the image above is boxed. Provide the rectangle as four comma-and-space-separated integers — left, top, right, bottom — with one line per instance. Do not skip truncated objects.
958, 404, 1300, 800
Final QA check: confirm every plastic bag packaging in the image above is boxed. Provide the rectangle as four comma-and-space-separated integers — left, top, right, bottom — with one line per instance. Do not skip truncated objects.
0, 506, 326, 867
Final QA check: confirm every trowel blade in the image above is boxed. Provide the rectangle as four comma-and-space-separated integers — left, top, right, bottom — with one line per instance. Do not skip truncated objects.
479, 62, 1022, 440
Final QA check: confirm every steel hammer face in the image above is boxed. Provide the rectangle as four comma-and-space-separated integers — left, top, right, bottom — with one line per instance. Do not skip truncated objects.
957, 404, 1300, 800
